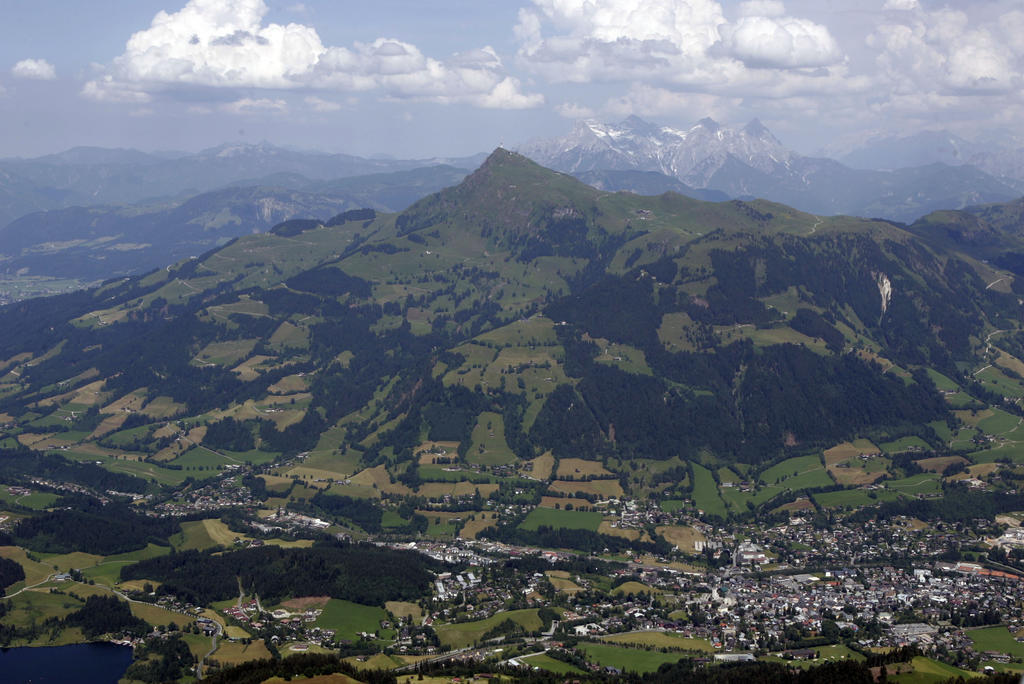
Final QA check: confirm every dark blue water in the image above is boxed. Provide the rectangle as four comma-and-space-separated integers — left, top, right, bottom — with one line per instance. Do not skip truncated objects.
0, 642, 133, 683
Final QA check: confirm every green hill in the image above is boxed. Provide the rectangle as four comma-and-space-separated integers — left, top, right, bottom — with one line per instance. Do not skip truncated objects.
1, 149, 1024, 524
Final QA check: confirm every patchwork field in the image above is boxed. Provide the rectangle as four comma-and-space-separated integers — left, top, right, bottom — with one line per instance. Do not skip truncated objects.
656, 525, 706, 553
545, 570, 584, 594
548, 479, 624, 498
598, 520, 640, 540
434, 609, 541, 649
459, 515, 498, 540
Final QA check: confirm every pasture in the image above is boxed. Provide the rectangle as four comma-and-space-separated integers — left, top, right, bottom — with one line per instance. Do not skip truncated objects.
466, 412, 516, 466
602, 631, 713, 652
525, 452, 555, 480
315, 599, 392, 641
519, 653, 586, 675
968, 626, 1024, 658
656, 525, 706, 553
548, 479, 624, 498
578, 642, 687, 673
519, 507, 602, 532
691, 464, 727, 517
878, 436, 931, 454
434, 609, 541, 649
556, 458, 613, 479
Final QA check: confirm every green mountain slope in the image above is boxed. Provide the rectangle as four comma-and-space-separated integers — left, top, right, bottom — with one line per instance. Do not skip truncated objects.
1, 150, 1023, 518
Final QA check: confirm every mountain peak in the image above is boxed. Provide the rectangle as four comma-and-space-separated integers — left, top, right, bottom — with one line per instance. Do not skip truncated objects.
744, 118, 770, 137
480, 147, 533, 170
696, 117, 721, 132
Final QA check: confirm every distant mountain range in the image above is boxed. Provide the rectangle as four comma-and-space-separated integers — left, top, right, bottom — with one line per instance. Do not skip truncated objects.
837, 129, 1024, 182
0, 142, 484, 228
5, 122, 1024, 291
0, 145, 475, 285
519, 116, 1024, 222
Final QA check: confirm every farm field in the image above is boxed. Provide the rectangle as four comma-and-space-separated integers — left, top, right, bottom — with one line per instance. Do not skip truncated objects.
518, 652, 586, 674
602, 631, 714, 652
885, 473, 942, 496
656, 525, 706, 553
889, 656, 979, 683
459, 515, 498, 540
315, 599, 392, 641
384, 601, 423, 623
466, 412, 516, 466
878, 436, 931, 454
814, 487, 900, 509
548, 478, 624, 498
210, 639, 273, 666
612, 581, 659, 596
0, 546, 56, 590
967, 626, 1024, 658
0, 487, 59, 510
556, 458, 613, 479
434, 609, 541, 649
691, 464, 727, 517
762, 455, 831, 488
519, 507, 602, 532
172, 518, 246, 551
545, 570, 583, 594
525, 452, 555, 480
659, 499, 687, 513
578, 641, 688, 673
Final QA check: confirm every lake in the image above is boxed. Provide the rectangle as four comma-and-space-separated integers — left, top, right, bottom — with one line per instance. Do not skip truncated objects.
0, 642, 133, 683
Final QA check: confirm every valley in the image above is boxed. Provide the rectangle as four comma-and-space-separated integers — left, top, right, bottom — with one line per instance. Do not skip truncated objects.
0, 151, 1024, 682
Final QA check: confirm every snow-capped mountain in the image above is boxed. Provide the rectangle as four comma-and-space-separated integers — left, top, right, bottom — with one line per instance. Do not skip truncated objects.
519, 115, 793, 187
519, 116, 1023, 222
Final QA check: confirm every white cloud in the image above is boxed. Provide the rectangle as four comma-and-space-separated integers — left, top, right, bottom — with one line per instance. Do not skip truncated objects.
882, 0, 918, 10
84, 0, 542, 109
868, 6, 1023, 97
555, 101, 596, 118
603, 84, 739, 121
12, 58, 56, 80
738, 1, 786, 19
515, 0, 843, 91
82, 76, 153, 103
719, 16, 841, 68
222, 97, 287, 114
305, 95, 341, 112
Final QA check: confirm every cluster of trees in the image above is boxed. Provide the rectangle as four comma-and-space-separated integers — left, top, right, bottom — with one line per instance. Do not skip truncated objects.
481, 521, 670, 556
122, 541, 438, 606
62, 594, 149, 639
13, 495, 179, 554
203, 417, 256, 452
205, 653, 395, 684
849, 485, 1024, 524
529, 324, 946, 464
123, 633, 195, 683
0, 450, 148, 494
307, 492, 383, 531
0, 557, 25, 595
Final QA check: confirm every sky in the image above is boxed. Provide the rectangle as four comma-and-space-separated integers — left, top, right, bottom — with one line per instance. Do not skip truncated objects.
0, 0, 1022, 159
